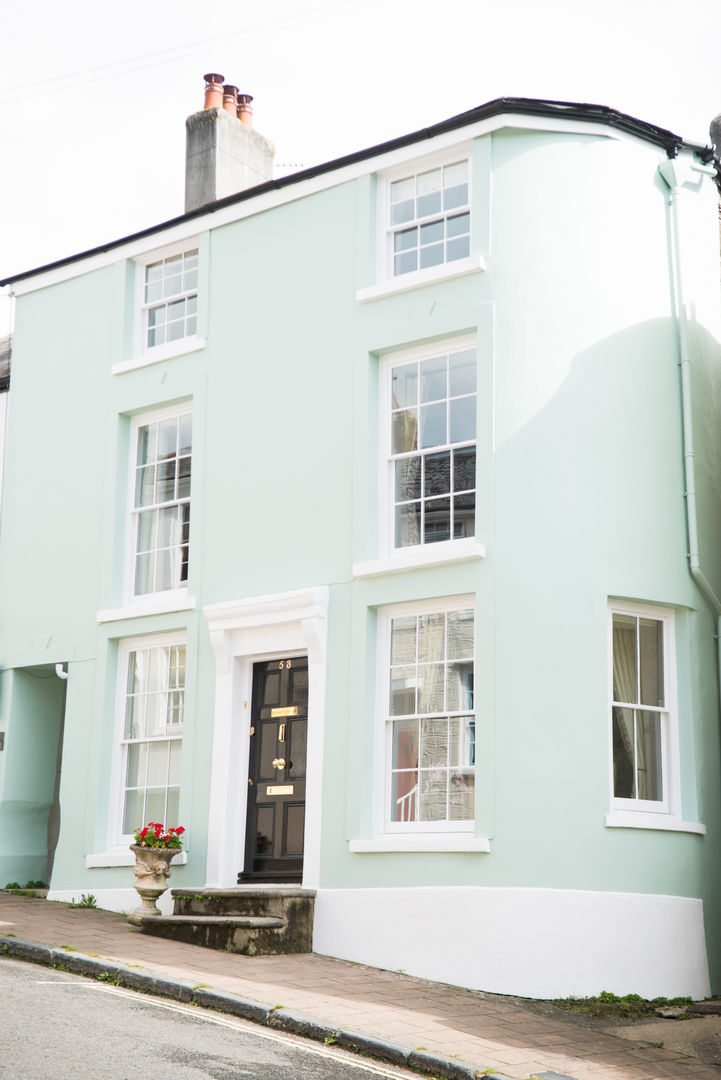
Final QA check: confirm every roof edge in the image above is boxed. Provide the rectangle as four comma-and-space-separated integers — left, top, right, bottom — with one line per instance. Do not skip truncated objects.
0, 96, 710, 288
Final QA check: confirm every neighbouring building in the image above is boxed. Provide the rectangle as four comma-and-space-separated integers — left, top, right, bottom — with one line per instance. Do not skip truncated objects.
1, 84, 721, 999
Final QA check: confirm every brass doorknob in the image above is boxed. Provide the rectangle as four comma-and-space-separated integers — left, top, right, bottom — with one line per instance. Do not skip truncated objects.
272, 758, 286, 770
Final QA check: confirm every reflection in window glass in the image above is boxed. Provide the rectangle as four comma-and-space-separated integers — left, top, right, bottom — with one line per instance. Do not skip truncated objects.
390, 348, 476, 548
388, 609, 474, 825
121, 642, 184, 835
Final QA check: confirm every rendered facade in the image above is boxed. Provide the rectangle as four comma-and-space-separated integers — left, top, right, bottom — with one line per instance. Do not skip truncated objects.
1, 96, 721, 998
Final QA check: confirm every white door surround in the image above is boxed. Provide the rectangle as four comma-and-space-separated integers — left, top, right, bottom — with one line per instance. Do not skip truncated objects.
204, 587, 329, 888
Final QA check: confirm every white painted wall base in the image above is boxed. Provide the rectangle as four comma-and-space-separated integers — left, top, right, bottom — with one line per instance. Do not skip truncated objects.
313, 886, 711, 1000
47, 887, 174, 916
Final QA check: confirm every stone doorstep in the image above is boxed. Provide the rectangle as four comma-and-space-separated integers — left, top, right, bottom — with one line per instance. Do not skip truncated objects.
171, 888, 316, 898
127, 915, 284, 929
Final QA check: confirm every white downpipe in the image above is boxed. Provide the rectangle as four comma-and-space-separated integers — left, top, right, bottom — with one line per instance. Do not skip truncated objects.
659, 159, 721, 711
54, 663, 68, 680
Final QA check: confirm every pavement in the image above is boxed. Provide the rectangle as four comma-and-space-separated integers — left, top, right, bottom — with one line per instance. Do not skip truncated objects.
1, 892, 721, 1080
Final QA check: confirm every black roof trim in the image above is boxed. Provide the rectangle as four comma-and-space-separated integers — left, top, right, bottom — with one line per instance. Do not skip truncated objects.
0, 97, 711, 288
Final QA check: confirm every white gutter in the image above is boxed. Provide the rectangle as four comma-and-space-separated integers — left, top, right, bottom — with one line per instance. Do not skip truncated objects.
659, 157, 721, 710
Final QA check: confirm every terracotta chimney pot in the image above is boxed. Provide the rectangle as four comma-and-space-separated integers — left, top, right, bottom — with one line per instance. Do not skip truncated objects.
237, 93, 254, 128
203, 73, 225, 110
222, 84, 239, 114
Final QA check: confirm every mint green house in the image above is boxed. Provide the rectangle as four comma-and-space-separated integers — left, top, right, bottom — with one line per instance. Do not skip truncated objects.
1, 90, 721, 999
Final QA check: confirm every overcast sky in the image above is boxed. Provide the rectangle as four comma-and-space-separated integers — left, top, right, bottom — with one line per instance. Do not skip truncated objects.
1, 0, 720, 335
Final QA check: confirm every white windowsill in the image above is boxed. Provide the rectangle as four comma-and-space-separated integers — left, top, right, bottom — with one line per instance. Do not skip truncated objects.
112, 336, 206, 375
97, 593, 197, 623
356, 256, 486, 303
353, 539, 485, 579
86, 850, 189, 868
349, 836, 490, 853
605, 811, 706, 835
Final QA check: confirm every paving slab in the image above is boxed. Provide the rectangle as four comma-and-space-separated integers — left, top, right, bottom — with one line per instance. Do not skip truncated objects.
1, 894, 720, 1080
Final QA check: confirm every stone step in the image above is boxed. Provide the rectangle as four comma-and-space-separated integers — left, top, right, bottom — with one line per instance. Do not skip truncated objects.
171, 887, 315, 918
128, 887, 315, 955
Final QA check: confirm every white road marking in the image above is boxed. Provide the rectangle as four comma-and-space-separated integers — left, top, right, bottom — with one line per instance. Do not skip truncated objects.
34, 979, 415, 1078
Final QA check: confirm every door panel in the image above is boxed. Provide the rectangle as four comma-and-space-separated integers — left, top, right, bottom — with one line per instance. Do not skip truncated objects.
240, 657, 308, 883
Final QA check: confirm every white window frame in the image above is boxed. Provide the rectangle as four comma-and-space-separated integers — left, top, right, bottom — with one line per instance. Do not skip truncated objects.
133, 239, 203, 365
376, 144, 475, 291
375, 594, 476, 836
107, 632, 187, 851
607, 600, 681, 822
125, 402, 192, 607
379, 335, 477, 560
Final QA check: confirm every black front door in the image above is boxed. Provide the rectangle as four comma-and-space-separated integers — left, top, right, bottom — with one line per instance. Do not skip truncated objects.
240, 657, 308, 883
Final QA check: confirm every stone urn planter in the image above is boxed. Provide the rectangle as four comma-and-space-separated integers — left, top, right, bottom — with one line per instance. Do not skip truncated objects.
130, 844, 181, 917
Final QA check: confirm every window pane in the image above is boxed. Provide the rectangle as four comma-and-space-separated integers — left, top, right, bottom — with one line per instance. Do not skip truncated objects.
394, 250, 417, 276
446, 236, 470, 262
444, 161, 468, 186
179, 415, 193, 455
168, 740, 182, 784
419, 243, 445, 269
418, 168, 442, 194
395, 458, 421, 502
125, 694, 144, 740
157, 418, 177, 460
166, 787, 180, 824
392, 719, 418, 770
391, 364, 418, 410
612, 706, 636, 798
126, 742, 147, 787
394, 226, 418, 253
390, 666, 416, 715
417, 663, 445, 713
450, 717, 475, 766
134, 552, 154, 595
391, 770, 418, 822
420, 357, 446, 403
390, 200, 415, 226
420, 402, 446, 448
137, 425, 157, 468
447, 661, 474, 712
178, 457, 191, 499
444, 183, 468, 211
135, 464, 156, 508
640, 619, 664, 707
419, 769, 447, 821
453, 493, 475, 537
415, 614, 442, 664
637, 711, 663, 801
450, 396, 476, 444
424, 451, 451, 497
144, 788, 166, 824
157, 459, 176, 503
391, 177, 415, 202
395, 503, 421, 548
424, 498, 450, 543
417, 192, 442, 218
392, 409, 418, 454
421, 718, 448, 766
448, 771, 474, 820
612, 615, 637, 704
453, 448, 475, 491
447, 610, 474, 659
123, 788, 145, 834
147, 741, 169, 786
450, 350, 476, 396
391, 618, 417, 665
419, 220, 444, 246
446, 211, 470, 238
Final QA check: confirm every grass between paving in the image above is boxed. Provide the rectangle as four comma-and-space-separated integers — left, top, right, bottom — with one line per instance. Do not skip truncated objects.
549, 990, 693, 1019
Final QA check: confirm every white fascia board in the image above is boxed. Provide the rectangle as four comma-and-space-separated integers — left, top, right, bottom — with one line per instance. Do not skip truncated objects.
8, 114, 632, 298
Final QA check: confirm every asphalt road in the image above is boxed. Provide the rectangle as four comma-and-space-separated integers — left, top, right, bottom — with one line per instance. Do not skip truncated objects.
0, 959, 417, 1080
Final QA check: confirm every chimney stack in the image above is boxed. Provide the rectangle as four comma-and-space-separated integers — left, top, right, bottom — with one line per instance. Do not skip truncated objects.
184, 74, 275, 213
